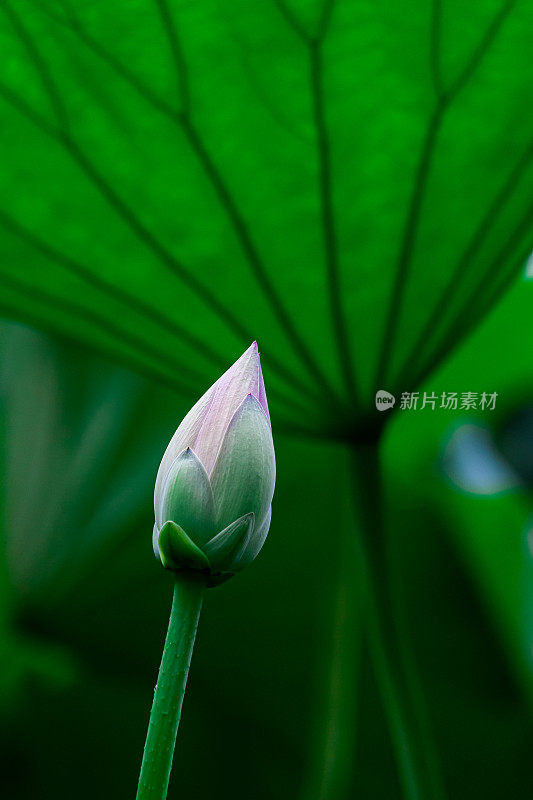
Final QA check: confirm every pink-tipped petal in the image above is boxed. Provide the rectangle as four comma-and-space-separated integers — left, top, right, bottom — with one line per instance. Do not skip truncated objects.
192, 343, 263, 475
154, 343, 269, 511
210, 394, 275, 531
154, 391, 212, 515
256, 348, 270, 425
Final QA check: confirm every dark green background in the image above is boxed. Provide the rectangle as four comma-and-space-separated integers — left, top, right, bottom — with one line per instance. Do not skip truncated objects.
1, 1, 533, 798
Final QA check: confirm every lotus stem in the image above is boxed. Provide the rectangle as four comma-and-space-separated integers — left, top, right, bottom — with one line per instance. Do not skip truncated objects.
136, 573, 205, 800
351, 441, 445, 800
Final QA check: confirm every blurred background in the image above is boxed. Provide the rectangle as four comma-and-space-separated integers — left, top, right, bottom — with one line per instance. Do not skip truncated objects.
1, 277, 533, 798
1, 1, 533, 798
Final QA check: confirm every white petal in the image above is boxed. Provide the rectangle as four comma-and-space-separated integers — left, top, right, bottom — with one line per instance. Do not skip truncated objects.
203, 513, 255, 572
236, 506, 271, 570
210, 395, 275, 531
153, 523, 161, 561
158, 448, 215, 545
154, 343, 266, 513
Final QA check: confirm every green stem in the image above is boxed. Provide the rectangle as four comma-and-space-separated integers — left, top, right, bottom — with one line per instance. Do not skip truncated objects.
350, 442, 444, 800
136, 573, 205, 800
388, 527, 447, 800
301, 506, 361, 800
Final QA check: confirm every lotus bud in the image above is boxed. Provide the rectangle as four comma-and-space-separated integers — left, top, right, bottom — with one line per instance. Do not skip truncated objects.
153, 343, 275, 585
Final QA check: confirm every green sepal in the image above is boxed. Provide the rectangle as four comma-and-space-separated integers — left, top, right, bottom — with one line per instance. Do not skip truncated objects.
203, 512, 255, 573
157, 520, 211, 572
